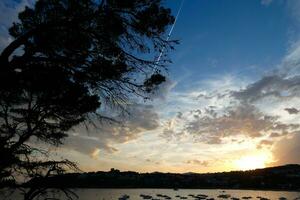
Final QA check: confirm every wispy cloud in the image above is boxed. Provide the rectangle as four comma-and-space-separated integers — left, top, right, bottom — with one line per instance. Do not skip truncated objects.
186, 159, 209, 167
261, 0, 273, 6
61, 104, 160, 158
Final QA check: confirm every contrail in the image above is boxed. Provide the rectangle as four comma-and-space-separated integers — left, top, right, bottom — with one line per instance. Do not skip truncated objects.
155, 0, 185, 65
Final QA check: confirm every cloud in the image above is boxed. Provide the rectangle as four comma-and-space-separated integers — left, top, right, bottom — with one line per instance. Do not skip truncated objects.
186, 159, 209, 167
176, 111, 183, 119
150, 78, 176, 100
90, 148, 100, 159
284, 107, 299, 114
232, 75, 300, 103
63, 104, 160, 156
272, 132, 300, 165
231, 33, 300, 104
160, 125, 186, 142
196, 91, 230, 101
63, 134, 118, 156
161, 103, 300, 145
270, 132, 281, 137
257, 139, 274, 149
261, 0, 273, 6
185, 104, 275, 142
286, 0, 300, 25
157, 33, 300, 170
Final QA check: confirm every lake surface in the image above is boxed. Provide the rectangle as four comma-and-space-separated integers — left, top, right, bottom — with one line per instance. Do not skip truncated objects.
3, 188, 300, 200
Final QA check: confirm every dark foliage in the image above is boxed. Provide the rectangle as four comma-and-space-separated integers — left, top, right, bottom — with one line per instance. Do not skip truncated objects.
0, 0, 176, 199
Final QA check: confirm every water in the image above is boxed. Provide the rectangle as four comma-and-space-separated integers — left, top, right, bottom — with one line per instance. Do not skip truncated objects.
3, 188, 300, 200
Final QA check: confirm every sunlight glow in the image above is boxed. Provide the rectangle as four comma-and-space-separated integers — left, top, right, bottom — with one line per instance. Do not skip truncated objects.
234, 154, 269, 171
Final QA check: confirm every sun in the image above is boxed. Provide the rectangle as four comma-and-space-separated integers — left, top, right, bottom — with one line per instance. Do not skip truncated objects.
234, 154, 269, 171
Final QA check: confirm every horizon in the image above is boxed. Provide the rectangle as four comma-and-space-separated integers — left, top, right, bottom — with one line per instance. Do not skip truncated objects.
2, 0, 300, 174
74, 163, 300, 174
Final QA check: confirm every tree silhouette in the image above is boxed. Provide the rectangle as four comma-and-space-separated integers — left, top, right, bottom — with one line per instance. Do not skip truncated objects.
0, 0, 176, 199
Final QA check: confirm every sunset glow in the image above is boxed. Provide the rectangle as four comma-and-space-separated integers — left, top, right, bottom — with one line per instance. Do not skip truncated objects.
234, 154, 270, 171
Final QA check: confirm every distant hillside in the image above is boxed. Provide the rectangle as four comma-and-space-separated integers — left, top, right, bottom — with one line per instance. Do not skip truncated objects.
26, 164, 300, 190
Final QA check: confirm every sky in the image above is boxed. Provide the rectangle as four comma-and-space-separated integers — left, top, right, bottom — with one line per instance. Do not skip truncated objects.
2, 0, 300, 173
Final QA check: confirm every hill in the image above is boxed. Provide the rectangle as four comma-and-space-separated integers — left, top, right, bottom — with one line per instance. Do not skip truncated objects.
26, 164, 300, 190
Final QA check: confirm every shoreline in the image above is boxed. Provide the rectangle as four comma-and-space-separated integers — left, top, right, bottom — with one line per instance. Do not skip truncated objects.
18, 187, 299, 192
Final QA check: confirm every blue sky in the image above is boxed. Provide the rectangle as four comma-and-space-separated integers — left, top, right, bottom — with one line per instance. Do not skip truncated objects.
2, 0, 300, 172
167, 0, 290, 91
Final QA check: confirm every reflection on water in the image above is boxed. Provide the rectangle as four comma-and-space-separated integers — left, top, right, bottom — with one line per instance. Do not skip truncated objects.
3, 189, 300, 200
